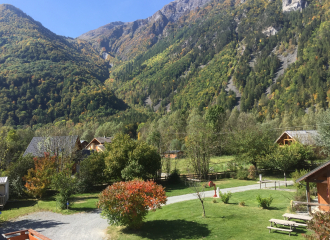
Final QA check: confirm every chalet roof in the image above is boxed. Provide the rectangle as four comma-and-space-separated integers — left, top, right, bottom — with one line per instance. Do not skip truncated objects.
296, 160, 330, 183
94, 137, 113, 144
0, 177, 8, 184
275, 130, 319, 145
85, 137, 113, 149
23, 136, 79, 157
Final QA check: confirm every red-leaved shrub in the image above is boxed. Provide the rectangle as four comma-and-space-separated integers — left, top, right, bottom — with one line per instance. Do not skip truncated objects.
304, 211, 330, 239
98, 179, 167, 229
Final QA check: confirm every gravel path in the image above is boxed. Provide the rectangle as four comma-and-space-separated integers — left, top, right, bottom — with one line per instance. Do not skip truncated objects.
0, 181, 293, 239
167, 181, 294, 205
0, 210, 108, 240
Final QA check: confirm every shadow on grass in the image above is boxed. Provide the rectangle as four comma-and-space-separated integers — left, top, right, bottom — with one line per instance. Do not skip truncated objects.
5, 200, 37, 210
123, 220, 210, 239
162, 182, 189, 192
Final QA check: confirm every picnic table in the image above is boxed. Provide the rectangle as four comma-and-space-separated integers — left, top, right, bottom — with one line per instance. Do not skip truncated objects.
268, 219, 300, 236
282, 213, 312, 222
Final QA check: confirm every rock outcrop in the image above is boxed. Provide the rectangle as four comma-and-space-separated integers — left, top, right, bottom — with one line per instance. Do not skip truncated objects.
282, 0, 307, 12
77, 0, 212, 60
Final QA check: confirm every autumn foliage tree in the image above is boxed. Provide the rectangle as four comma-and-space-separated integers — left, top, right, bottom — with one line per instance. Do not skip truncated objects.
23, 154, 56, 199
98, 180, 167, 229
304, 211, 330, 240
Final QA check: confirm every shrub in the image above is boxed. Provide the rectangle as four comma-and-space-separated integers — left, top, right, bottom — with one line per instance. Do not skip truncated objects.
168, 169, 181, 184
227, 161, 237, 171
230, 172, 237, 179
212, 199, 217, 203
248, 165, 256, 180
304, 211, 330, 239
239, 201, 246, 206
237, 167, 248, 180
98, 180, 167, 229
219, 191, 232, 204
52, 170, 77, 210
256, 195, 273, 209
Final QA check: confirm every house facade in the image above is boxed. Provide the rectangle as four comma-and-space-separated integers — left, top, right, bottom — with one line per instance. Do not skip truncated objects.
296, 160, 330, 212
275, 130, 319, 146
85, 137, 113, 152
163, 150, 184, 159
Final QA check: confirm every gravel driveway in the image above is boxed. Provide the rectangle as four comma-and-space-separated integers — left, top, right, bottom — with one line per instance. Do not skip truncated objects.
0, 210, 108, 240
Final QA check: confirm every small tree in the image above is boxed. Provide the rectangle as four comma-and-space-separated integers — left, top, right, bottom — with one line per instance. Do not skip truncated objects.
98, 180, 167, 229
52, 169, 77, 210
189, 181, 206, 217
23, 154, 56, 199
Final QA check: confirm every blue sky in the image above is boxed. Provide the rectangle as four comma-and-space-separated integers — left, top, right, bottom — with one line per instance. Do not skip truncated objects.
1, 0, 174, 38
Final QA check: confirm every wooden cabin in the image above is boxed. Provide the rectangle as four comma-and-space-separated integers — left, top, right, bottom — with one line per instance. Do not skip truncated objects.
275, 130, 319, 146
296, 160, 330, 212
163, 150, 184, 159
85, 137, 113, 152
0, 177, 9, 209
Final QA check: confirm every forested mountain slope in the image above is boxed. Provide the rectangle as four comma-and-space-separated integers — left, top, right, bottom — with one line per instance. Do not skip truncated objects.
102, 0, 330, 120
0, 4, 127, 126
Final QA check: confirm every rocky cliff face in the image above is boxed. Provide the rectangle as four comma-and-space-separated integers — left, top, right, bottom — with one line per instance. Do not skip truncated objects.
282, 0, 307, 12
77, 0, 212, 60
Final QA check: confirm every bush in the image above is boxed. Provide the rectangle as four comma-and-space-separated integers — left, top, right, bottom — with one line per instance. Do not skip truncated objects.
248, 165, 256, 180
239, 201, 246, 206
219, 191, 232, 204
98, 180, 167, 229
212, 199, 217, 203
168, 169, 181, 184
256, 195, 273, 209
237, 167, 248, 180
227, 161, 238, 171
304, 211, 330, 239
230, 172, 237, 179
52, 171, 77, 210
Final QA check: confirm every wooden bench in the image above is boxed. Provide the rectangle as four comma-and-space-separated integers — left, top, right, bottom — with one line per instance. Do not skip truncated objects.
282, 213, 312, 222
267, 226, 293, 236
268, 218, 299, 236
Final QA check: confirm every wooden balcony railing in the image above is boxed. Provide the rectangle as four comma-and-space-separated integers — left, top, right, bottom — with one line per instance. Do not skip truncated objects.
2, 229, 51, 240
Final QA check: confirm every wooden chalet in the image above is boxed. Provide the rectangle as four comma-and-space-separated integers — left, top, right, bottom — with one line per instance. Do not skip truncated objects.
275, 130, 319, 146
163, 150, 184, 159
85, 137, 113, 152
296, 160, 330, 212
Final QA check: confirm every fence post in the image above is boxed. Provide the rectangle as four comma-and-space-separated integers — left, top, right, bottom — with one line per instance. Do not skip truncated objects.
275, 181, 276, 190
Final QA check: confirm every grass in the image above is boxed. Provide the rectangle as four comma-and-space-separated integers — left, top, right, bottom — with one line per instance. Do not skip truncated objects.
1, 192, 99, 222
106, 189, 309, 240
168, 156, 235, 174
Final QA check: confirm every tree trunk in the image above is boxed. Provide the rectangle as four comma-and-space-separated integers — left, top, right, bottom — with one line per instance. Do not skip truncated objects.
284, 171, 287, 187
201, 199, 206, 217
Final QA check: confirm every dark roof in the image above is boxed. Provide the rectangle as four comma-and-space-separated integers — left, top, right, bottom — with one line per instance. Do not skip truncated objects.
296, 160, 330, 183
276, 130, 319, 145
23, 136, 79, 157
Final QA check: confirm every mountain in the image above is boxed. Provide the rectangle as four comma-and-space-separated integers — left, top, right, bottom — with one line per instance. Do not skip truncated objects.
78, 0, 212, 60
100, 0, 329, 120
0, 4, 127, 126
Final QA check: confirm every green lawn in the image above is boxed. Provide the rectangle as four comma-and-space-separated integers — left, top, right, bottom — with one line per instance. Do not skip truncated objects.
106, 189, 309, 240
163, 178, 260, 197
168, 156, 235, 174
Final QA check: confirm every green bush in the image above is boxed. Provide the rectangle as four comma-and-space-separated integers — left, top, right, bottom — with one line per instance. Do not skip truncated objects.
168, 169, 181, 184
219, 191, 232, 204
237, 167, 248, 180
230, 172, 237, 179
239, 201, 246, 206
248, 165, 256, 180
52, 171, 77, 210
256, 195, 273, 209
